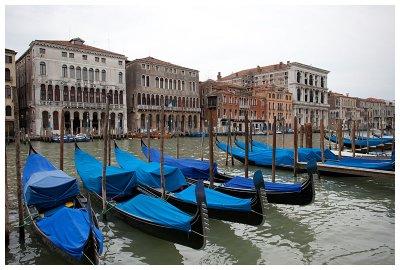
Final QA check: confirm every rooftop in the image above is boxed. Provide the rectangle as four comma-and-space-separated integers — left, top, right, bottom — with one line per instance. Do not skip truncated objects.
33, 38, 126, 57
130, 56, 198, 71
220, 62, 288, 81
5, 48, 17, 55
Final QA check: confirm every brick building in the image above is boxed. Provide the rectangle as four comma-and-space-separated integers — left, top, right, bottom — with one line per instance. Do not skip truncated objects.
5, 48, 17, 136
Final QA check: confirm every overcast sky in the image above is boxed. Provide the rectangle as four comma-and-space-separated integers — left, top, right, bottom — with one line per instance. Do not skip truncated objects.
5, 4, 395, 100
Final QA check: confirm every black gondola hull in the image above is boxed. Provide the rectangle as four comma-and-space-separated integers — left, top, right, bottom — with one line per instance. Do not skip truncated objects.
90, 191, 205, 250
137, 185, 264, 226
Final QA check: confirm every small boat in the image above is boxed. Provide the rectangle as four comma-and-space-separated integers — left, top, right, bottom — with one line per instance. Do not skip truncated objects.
140, 140, 316, 205
51, 134, 76, 143
22, 144, 103, 264
74, 144, 207, 249
75, 133, 91, 142
117, 142, 266, 226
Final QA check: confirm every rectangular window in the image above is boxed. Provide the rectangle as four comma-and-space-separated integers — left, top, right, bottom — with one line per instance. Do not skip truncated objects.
118, 60, 123, 66
146, 64, 150, 69
181, 70, 185, 75
62, 52, 67, 57
173, 68, 177, 74
101, 58, 106, 63
40, 48, 46, 54
82, 55, 87, 60
69, 53, 74, 58
5, 55, 12, 63
142, 64, 146, 69
95, 57, 99, 62
156, 65, 160, 71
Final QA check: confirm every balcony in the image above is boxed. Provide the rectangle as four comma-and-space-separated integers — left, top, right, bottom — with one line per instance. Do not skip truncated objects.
38, 100, 124, 110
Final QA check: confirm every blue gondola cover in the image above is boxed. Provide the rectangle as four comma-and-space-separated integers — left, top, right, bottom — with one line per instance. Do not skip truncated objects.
116, 194, 192, 232
225, 176, 302, 192
75, 148, 137, 199
23, 153, 80, 210
115, 146, 186, 192
173, 185, 252, 211
142, 144, 217, 180
36, 206, 103, 260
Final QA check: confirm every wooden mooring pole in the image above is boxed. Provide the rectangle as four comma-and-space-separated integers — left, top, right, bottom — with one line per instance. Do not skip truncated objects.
14, 84, 25, 240
5, 144, 10, 245
366, 113, 370, 154
225, 118, 230, 166
147, 114, 151, 162
101, 94, 110, 221
229, 115, 234, 166
208, 109, 215, 187
351, 120, 356, 157
60, 108, 65, 170
108, 117, 111, 166
338, 119, 343, 158
249, 119, 253, 152
160, 97, 166, 198
293, 116, 298, 177
320, 118, 325, 162
244, 110, 249, 178
305, 123, 313, 148
272, 116, 277, 182
300, 125, 304, 148
200, 114, 205, 161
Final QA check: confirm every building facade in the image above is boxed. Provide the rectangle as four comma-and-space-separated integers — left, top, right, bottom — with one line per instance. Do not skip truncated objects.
200, 80, 270, 134
5, 48, 17, 136
327, 91, 363, 129
16, 38, 127, 137
358, 97, 394, 131
126, 57, 201, 134
218, 61, 330, 128
252, 84, 293, 131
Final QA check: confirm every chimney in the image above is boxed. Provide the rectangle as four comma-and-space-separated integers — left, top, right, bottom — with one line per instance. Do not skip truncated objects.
217, 72, 221, 80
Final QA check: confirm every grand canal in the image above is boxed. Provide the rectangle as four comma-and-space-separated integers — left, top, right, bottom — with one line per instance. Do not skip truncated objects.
5, 135, 395, 264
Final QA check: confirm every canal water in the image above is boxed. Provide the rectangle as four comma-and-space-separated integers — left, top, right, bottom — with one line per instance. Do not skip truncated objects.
5, 135, 395, 264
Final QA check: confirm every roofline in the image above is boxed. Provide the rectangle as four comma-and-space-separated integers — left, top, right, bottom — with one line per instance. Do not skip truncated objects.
31, 40, 127, 59
289, 62, 330, 74
5, 48, 17, 55
129, 57, 199, 72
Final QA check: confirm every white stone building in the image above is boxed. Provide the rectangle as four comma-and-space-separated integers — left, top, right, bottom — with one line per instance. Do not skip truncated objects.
218, 61, 330, 128
16, 38, 127, 137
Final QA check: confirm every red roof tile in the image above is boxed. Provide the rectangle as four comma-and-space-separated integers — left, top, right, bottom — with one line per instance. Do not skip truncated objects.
131, 56, 198, 71
220, 63, 288, 81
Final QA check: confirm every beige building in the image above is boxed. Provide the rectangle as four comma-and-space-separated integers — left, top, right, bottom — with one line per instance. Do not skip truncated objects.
5, 48, 17, 136
358, 97, 394, 131
125, 57, 201, 134
327, 91, 362, 129
16, 38, 127, 137
218, 61, 330, 128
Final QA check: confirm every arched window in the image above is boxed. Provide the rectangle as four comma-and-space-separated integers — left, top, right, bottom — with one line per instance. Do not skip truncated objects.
76, 67, 81, 80
70, 87, 76, 102
53, 111, 59, 130
89, 88, 94, 103
321, 77, 325, 88
156, 95, 159, 106
83, 87, 89, 102
194, 115, 198, 128
101, 70, 106, 81
142, 94, 146, 105
119, 72, 123, 84
182, 81, 185, 91
169, 79, 172, 89
54, 85, 60, 101
102, 89, 106, 103
297, 88, 301, 101
309, 74, 313, 85
178, 80, 181, 90
120, 91, 124, 105
47, 85, 53, 101
40, 62, 46, 75
147, 94, 150, 105
63, 86, 69, 101
77, 87, 82, 102
95, 69, 100, 81
321, 93, 325, 104
137, 93, 141, 105
160, 78, 164, 88
62, 65, 68, 77
155, 77, 160, 88
89, 68, 94, 82
5, 86, 12, 99
70, 66, 75, 78
5, 106, 12, 116
114, 91, 118, 104
174, 79, 177, 90
96, 89, 100, 103
82, 68, 88, 81
297, 71, 301, 83
5, 68, 11, 81
109, 90, 113, 104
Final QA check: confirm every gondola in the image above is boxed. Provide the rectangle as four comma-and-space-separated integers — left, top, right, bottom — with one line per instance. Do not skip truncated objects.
74, 143, 207, 250
324, 134, 392, 148
234, 138, 323, 162
22, 143, 103, 264
116, 142, 266, 226
140, 140, 316, 205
